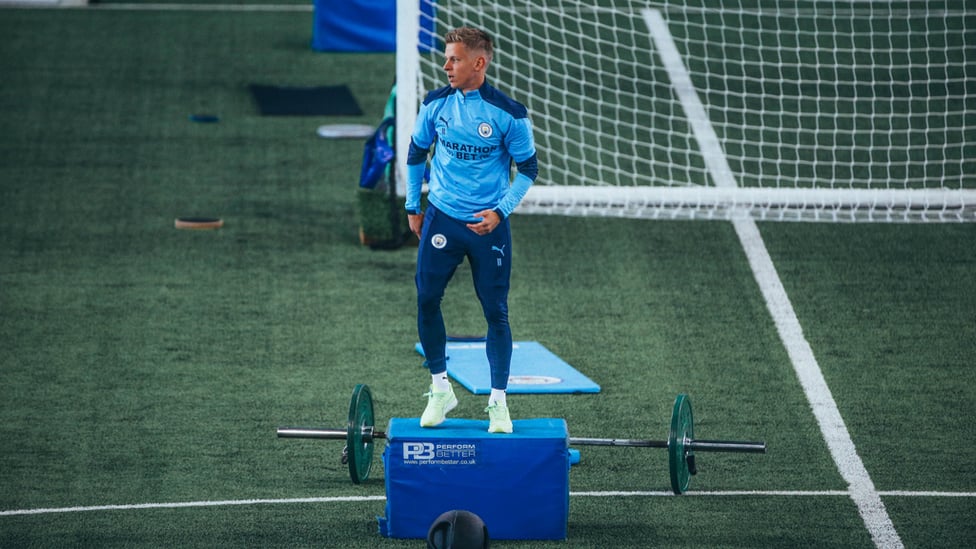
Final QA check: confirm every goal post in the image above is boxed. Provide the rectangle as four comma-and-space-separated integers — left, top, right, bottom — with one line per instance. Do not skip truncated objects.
396, 1, 976, 222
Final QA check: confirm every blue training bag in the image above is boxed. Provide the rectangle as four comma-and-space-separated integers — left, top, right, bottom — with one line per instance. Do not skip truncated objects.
359, 117, 395, 189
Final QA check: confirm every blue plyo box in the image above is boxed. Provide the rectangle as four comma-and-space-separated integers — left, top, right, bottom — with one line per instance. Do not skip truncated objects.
415, 341, 601, 394
379, 418, 569, 540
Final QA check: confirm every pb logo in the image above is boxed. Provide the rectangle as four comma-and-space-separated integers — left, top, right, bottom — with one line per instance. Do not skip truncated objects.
403, 442, 435, 460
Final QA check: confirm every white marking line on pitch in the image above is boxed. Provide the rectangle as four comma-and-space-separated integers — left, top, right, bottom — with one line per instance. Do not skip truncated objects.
88, 3, 312, 11
4, 491, 973, 517
577, 490, 976, 498
642, 8, 904, 549
0, 496, 386, 517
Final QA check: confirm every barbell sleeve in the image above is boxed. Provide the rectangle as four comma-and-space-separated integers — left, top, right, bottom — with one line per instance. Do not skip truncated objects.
569, 437, 766, 453
277, 427, 347, 440
568, 437, 669, 449
276, 426, 387, 442
686, 439, 766, 453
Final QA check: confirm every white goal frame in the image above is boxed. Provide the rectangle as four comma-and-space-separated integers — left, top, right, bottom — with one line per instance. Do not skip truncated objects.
396, 1, 976, 223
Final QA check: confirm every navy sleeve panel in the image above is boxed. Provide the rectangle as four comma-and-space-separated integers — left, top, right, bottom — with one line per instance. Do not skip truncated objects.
480, 82, 528, 119
407, 139, 429, 165
516, 153, 539, 181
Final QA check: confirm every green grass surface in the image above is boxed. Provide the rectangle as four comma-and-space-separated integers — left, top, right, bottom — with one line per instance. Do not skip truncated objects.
1, 5, 975, 548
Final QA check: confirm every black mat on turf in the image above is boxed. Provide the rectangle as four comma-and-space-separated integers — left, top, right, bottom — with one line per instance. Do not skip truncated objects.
248, 84, 363, 116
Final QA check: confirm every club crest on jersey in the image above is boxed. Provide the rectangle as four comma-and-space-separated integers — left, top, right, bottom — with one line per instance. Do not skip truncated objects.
478, 122, 493, 139
431, 234, 447, 249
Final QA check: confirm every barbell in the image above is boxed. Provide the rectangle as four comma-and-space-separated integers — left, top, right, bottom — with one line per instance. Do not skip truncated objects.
277, 384, 766, 494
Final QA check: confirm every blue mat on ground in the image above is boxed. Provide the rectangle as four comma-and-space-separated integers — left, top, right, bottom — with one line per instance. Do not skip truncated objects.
414, 341, 601, 394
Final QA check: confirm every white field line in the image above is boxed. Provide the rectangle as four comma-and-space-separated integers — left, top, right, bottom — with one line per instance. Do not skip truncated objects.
90, 3, 311, 11
575, 491, 976, 498
642, 8, 904, 549
0, 496, 386, 517
3, 490, 974, 517
0, 2, 311, 9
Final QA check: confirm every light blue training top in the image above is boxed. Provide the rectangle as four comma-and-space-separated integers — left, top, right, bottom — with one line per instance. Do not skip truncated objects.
405, 81, 538, 223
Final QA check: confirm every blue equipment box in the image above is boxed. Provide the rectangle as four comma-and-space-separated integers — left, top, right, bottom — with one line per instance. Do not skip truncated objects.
311, 0, 439, 53
379, 418, 570, 540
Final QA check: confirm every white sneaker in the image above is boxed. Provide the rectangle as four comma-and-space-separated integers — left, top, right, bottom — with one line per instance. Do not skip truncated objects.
420, 385, 458, 427
485, 403, 513, 434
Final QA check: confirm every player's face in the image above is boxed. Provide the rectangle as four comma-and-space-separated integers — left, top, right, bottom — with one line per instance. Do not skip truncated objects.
443, 42, 485, 92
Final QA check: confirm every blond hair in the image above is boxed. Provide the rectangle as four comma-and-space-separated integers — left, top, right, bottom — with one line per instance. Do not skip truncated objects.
444, 27, 494, 63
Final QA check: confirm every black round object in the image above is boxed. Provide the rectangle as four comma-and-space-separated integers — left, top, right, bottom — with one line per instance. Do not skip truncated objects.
426, 509, 490, 549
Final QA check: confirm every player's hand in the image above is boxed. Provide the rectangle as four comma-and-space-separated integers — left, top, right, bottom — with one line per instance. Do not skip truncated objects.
466, 210, 500, 235
408, 213, 425, 239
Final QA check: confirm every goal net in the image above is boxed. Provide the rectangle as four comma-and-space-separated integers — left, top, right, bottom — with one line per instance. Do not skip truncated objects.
396, 1, 975, 222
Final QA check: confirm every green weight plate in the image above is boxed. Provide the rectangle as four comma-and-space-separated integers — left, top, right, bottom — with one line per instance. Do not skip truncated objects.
347, 384, 375, 483
668, 393, 694, 494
